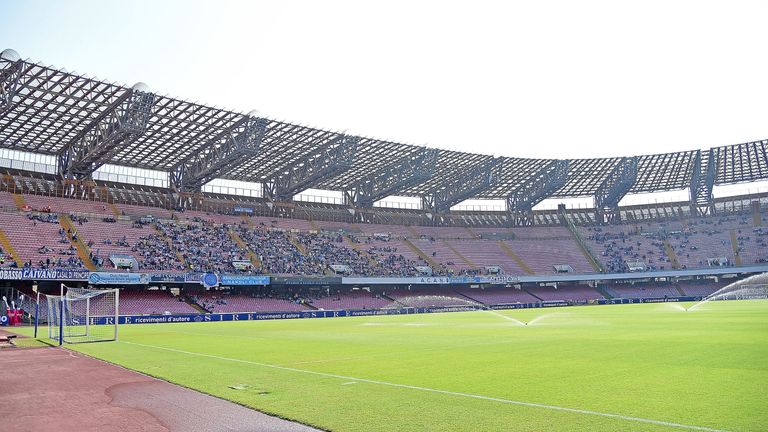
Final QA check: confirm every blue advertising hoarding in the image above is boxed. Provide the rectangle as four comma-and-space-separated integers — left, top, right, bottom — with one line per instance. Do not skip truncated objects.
219, 274, 270, 286
81, 295, 712, 326
89, 272, 150, 285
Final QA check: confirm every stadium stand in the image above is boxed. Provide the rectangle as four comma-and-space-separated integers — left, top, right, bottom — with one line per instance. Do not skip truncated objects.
0, 192, 766, 277
157, 221, 249, 273
118, 290, 199, 315
21, 194, 114, 216
193, 290, 311, 313
446, 240, 528, 274
0, 56, 766, 285
456, 287, 541, 304
674, 280, 729, 297
503, 239, 593, 274
74, 219, 147, 269
311, 289, 392, 310
1, 212, 84, 268
526, 285, 602, 302
611, 283, 682, 299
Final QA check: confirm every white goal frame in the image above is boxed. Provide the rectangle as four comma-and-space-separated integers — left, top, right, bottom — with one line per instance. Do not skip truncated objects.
45, 284, 119, 345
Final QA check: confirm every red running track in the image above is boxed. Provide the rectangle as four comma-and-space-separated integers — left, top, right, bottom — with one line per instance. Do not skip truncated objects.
0, 345, 321, 432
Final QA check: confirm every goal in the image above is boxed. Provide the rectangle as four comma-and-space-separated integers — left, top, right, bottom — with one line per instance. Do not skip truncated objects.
44, 285, 119, 344
687, 273, 768, 311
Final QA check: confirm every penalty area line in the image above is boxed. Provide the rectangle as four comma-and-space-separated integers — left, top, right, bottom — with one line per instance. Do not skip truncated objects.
122, 341, 727, 432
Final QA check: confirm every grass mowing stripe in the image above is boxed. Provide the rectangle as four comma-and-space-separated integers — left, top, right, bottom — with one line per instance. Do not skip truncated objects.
162, 325, 525, 367
122, 340, 729, 432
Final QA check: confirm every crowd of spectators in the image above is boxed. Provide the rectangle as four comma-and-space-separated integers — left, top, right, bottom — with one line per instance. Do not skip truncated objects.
156, 221, 248, 273
8, 204, 766, 276
132, 233, 186, 271
236, 226, 315, 275
190, 287, 313, 312
584, 226, 669, 273
27, 212, 58, 224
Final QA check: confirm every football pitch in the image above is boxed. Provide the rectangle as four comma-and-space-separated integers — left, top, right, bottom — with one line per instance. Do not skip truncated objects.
60, 301, 768, 431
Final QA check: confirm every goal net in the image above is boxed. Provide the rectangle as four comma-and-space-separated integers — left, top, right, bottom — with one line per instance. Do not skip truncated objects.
45, 286, 119, 344
688, 273, 768, 311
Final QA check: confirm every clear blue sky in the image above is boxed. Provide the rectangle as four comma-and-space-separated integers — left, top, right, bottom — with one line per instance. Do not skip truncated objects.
1, 0, 767, 163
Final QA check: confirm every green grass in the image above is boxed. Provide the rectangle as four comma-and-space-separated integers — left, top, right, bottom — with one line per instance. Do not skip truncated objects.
33, 301, 768, 431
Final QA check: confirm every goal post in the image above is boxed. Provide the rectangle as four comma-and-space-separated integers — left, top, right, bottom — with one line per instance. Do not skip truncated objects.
44, 285, 119, 345
687, 273, 768, 311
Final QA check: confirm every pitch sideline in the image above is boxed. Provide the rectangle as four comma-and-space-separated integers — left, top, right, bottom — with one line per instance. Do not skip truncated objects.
122, 341, 728, 432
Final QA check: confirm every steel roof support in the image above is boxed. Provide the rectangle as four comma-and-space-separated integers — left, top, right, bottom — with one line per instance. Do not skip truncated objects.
505, 159, 568, 226
421, 159, 499, 213
690, 150, 717, 216
0, 57, 23, 116
263, 135, 358, 201
344, 148, 438, 208
57, 88, 156, 182
594, 156, 638, 223
169, 116, 267, 195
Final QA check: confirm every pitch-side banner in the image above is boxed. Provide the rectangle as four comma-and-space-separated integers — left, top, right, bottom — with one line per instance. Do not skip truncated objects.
342, 276, 458, 285
89, 272, 150, 285
341, 276, 521, 285
0, 267, 90, 281
219, 274, 270, 286
109, 305, 486, 325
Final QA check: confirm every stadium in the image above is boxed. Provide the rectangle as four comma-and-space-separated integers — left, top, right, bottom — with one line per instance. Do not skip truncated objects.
1, 4, 768, 431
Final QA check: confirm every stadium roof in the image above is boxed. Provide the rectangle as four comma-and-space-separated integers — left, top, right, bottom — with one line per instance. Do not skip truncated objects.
1, 50, 767, 206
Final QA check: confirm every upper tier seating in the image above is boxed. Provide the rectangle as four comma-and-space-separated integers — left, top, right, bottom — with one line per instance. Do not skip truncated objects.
22, 195, 113, 216
0, 191, 18, 210
504, 239, 594, 274
446, 240, 527, 274
158, 222, 249, 273
73, 219, 148, 268
1, 191, 765, 277
0, 212, 83, 268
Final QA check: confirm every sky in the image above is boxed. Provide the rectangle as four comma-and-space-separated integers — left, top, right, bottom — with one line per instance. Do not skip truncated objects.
2, 0, 768, 162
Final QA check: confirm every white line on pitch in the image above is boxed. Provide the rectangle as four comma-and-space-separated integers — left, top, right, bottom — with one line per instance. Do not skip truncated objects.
122, 341, 727, 432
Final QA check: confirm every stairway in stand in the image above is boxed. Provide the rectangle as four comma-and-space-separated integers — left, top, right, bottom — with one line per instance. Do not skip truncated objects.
228, 229, 262, 269
108, 203, 121, 218
402, 238, 441, 269
443, 240, 476, 267
289, 235, 308, 256
11, 193, 26, 210
465, 227, 481, 239
663, 240, 681, 269
0, 228, 23, 267
564, 219, 603, 272
308, 220, 321, 231
58, 215, 97, 271
406, 226, 420, 237
729, 230, 742, 266
343, 236, 379, 268
154, 225, 188, 269
497, 241, 534, 275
